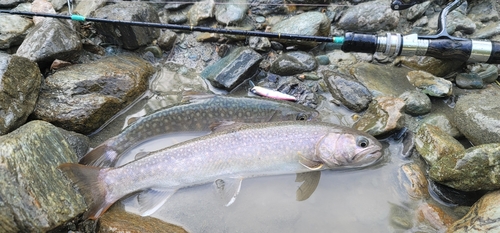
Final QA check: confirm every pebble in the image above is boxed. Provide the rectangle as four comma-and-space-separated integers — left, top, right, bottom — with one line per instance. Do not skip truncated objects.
322, 70, 372, 112
399, 90, 431, 116
270, 51, 318, 76
353, 96, 406, 136
406, 70, 453, 97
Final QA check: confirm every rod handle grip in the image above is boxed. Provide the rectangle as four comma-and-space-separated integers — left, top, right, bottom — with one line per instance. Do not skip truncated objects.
341, 32, 377, 54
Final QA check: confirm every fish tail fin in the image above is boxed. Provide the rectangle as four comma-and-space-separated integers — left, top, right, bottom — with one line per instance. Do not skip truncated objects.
59, 163, 113, 219
79, 141, 118, 167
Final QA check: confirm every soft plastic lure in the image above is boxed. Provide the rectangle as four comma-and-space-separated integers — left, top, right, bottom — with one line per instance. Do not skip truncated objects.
249, 81, 297, 102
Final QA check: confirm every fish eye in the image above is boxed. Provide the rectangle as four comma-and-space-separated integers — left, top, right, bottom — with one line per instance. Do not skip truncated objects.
296, 113, 308, 121
357, 137, 369, 148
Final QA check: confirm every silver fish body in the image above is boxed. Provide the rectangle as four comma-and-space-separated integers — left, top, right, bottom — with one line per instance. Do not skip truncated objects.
60, 121, 383, 220
81, 95, 319, 167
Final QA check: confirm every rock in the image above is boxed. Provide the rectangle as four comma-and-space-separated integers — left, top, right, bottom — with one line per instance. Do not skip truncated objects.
201, 47, 262, 91
98, 205, 187, 233
468, 0, 498, 23
471, 64, 499, 84
270, 51, 318, 76
455, 73, 484, 89
428, 9, 475, 35
167, 14, 188, 24
0, 54, 42, 135
16, 18, 82, 66
0, 14, 33, 49
399, 90, 431, 116
322, 70, 372, 112
419, 113, 462, 138
249, 0, 287, 16
399, 163, 429, 200
248, 36, 271, 52
472, 21, 500, 39
270, 11, 330, 47
48, 0, 66, 10
406, 70, 452, 97
0, 0, 26, 7
353, 96, 405, 136
326, 50, 358, 66
187, 0, 215, 25
415, 123, 464, 166
214, 0, 248, 25
337, 0, 400, 32
393, 56, 464, 77
405, 1, 431, 21
74, 0, 107, 16
315, 55, 330, 65
31, 0, 56, 25
157, 30, 177, 51
429, 181, 485, 207
453, 88, 500, 145
416, 203, 456, 232
93, 2, 160, 50
349, 62, 414, 97
457, 63, 499, 89
447, 190, 500, 233
0, 121, 86, 232
428, 143, 500, 191
32, 55, 154, 135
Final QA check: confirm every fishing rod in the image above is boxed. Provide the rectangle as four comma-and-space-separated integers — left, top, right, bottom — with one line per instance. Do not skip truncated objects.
1, 0, 499, 64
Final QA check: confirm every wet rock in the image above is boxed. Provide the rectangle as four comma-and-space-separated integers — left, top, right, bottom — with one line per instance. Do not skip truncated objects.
471, 64, 499, 84
406, 70, 452, 97
349, 62, 414, 97
32, 55, 154, 135
337, 0, 400, 32
415, 123, 464, 166
74, 0, 107, 16
0, 14, 33, 49
419, 113, 462, 138
429, 143, 500, 191
201, 47, 262, 91
270, 11, 330, 47
248, 36, 271, 52
468, 0, 498, 23
447, 190, 500, 232
428, 7, 475, 35
0, 54, 42, 135
322, 70, 372, 112
393, 56, 464, 77
16, 18, 82, 66
416, 203, 455, 232
457, 63, 499, 89
315, 55, 330, 65
455, 73, 484, 89
0, 121, 86, 232
453, 88, 500, 145
429, 181, 485, 207
157, 30, 177, 51
399, 90, 431, 116
270, 51, 317, 76
93, 2, 160, 50
326, 50, 358, 66
98, 205, 187, 233
399, 163, 429, 200
214, 0, 248, 25
187, 0, 215, 25
353, 96, 405, 136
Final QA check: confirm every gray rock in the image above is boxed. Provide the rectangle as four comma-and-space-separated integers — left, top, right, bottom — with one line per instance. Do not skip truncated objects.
16, 18, 82, 65
337, 0, 400, 32
453, 88, 500, 145
0, 14, 33, 49
415, 123, 465, 166
322, 70, 372, 112
315, 55, 330, 65
349, 62, 414, 97
405, 1, 432, 21
214, 0, 248, 25
428, 143, 500, 191
201, 47, 262, 91
74, 0, 107, 16
157, 30, 177, 51
471, 63, 498, 84
472, 22, 500, 39
167, 14, 188, 24
0, 0, 26, 7
455, 73, 484, 89
419, 113, 462, 138
32, 55, 154, 135
406, 70, 452, 97
0, 54, 42, 135
270, 51, 318, 76
468, 0, 498, 23
249, 0, 287, 16
448, 190, 500, 232
270, 11, 330, 47
399, 90, 431, 116
187, 0, 215, 25
393, 56, 464, 77
48, 0, 66, 10
353, 96, 406, 136
0, 120, 86, 232
93, 2, 160, 50
248, 36, 271, 52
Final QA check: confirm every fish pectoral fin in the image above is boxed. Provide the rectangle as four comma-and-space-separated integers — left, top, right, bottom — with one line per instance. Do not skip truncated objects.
137, 188, 178, 216
299, 155, 324, 170
212, 178, 243, 207
295, 171, 321, 201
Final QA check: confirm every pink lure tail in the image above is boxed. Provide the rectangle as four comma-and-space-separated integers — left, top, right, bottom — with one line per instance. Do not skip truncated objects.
58, 163, 114, 219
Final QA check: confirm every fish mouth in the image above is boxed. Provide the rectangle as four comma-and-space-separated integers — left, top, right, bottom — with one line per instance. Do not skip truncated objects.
351, 147, 383, 166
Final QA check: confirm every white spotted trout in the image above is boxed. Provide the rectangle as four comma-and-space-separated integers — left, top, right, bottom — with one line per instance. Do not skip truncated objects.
59, 121, 383, 220
81, 95, 319, 167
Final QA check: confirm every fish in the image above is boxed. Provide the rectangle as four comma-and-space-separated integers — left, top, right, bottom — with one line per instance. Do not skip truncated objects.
80, 95, 319, 167
59, 121, 383, 220
249, 80, 297, 101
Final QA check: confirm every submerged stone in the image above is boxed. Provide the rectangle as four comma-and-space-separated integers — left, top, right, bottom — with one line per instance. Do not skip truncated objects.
270, 51, 318, 76
0, 121, 86, 232
448, 190, 500, 232
399, 90, 431, 116
322, 70, 372, 112
349, 62, 414, 97
32, 55, 154, 135
393, 56, 464, 77
353, 96, 405, 136
406, 70, 452, 97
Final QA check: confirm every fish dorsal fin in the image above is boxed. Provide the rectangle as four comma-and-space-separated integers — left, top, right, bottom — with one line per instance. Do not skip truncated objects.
295, 171, 321, 201
212, 178, 243, 206
181, 91, 216, 103
137, 188, 178, 216
79, 138, 118, 167
298, 154, 323, 170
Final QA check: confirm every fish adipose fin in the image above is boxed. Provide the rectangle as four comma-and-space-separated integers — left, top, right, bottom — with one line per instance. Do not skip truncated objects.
79, 139, 118, 167
212, 178, 243, 207
295, 171, 321, 201
137, 188, 178, 216
299, 155, 323, 170
58, 164, 113, 219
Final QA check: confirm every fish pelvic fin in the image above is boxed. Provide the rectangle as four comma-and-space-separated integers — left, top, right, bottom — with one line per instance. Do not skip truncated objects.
58, 163, 113, 220
79, 141, 118, 168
